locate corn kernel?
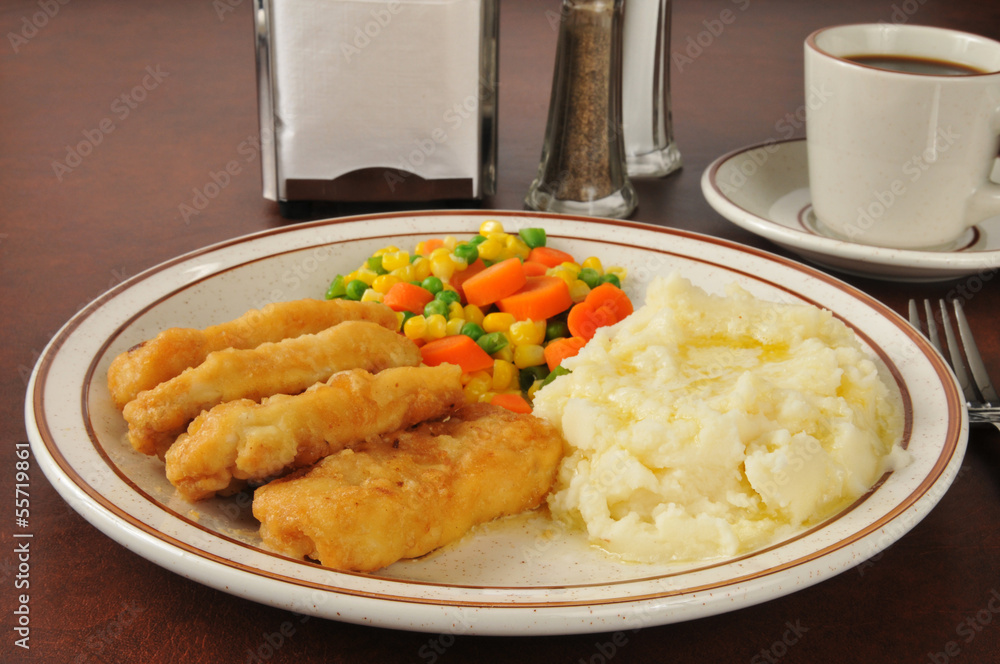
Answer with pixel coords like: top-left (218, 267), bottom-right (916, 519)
top-left (449, 255), bottom-right (469, 272)
top-left (492, 344), bottom-right (514, 363)
top-left (414, 241), bottom-right (429, 256)
top-left (581, 256), bottom-right (604, 274)
top-left (550, 267), bottom-right (575, 287)
top-left (360, 288), bottom-right (383, 303)
top-left (355, 267), bottom-right (379, 286)
top-left (479, 390), bottom-right (497, 403)
top-left (448, 302), bottom-right (465, 320)
top-left (514, 344), bottom-right (546, 369)
top-left (569, 279), bottom-right (591, 303)
top-left (483, 312), bottom-right (516, 333)
top-left (509, 319), bottom-right (547, 346)
top-left (559, 261), bottom-right (582, 276)
top-left (424, 314), bottom-right (448, 340)
top-left (371, 274), bottom-right (400, 294)
top-left (479, 219), bottom-right (504, 235)
top-left (393, 312), bottom-right (406, 332)
top-left (372, 244), bottom-right (399, 256)
top-left (390, 264), bottom-right (415, 282)
top-left (445, 318), bottom-right (465, 336)
top-left (464, 372), bottom-right (493, 401)
top-left (430, 247), bottom-right (451, 261)
top-left (492, 360), bottom-right (516, 391)
top-left (380, 250), bottom-right (410, 272)
top-left (606, 265), bottom-right (627, 282)
top-left (527, 380), bottom-right (543, 399)
top-left (430, 255), bottom-right (457, 280)
top-left (477, 238), bottom-right (503, 261)
top-left (463, 304), bottom-right (485, 326)
top-left (411, 257), bottom-right (432, 281)
top-left (443, 235), bottom-right (458, 251)
top-left (506, 236), bottom-right (531, 260)
top-left (403, 315), bottom-right (427, 340)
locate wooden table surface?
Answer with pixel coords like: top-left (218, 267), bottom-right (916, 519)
top-left (3, 0), bottom-right (1000, 662)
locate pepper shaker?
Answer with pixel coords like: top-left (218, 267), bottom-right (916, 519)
top-left (622, 0), bottom-right (682, 177)
top-left (525, 0), bottom-right (637, 219)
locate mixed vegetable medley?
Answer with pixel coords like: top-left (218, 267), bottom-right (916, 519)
top-left (324, 220), bottom-right (633, 412)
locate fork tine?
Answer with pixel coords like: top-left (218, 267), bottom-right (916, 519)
top-left (952, 298), bottom-right (1000, 404)
top-left (922, 299), bottom-right (943, 355)
top-left (938, 299), bottom-right (977, 403)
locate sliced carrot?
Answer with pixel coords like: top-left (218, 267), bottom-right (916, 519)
top-left (460, 257), bottom-right (527, 307)
top-left (496, 275), bottom-right (573, 321)
top-left (585, 282), bottom-right (633, 320)
top-left (423, 238), bottom-right (445, 254)
top-left (522, 260), bottom-right (550, 277)
top-left (543, 336), bottom-right (587, 371)
top-left (527, 246), bottom-right (575, 268)
top-left (566, 300), bottom-right (618, 340)
top-left (450, 258), bottom-right (487, 300)
top-left (382, 281), bottom-right (434, 314)
top-left (490, 392), bottom-right (533, 414)
top-left (420, 334), bottom-right (494, 373)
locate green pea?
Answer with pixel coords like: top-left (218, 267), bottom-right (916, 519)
top-left (460, 322), bottom-right (485, 342)
top-left (545, 319), bottom-right (569, 341)
top-left (345, 279), bottom-right (368, 301)
top-left (421, 276), bottom-right (444, 294)
top-left (423, 299), bottom-right (450, 318)
top-left (518, 227), bottom-right (547, 249)
top-left (519, 365), bottom-right (549, 391)
top-left (453, 242), bottom-right (479, 264)
top-left (577, 267), bottom-right (602, 289)
top-left (477, 331), bottom-right (508, 355)
top-left (469, 234), bottom-right (488, 247)
top-left (400, 310), bottom-right (417, 325)
top-left (600, 273), bottom-right (621, 288)
top-left (325, 275), bottom-right (347, 300)
top-left (435, 289), bottom-right (461, 305)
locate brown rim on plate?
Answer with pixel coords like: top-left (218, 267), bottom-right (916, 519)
top-left (29, 210), bottom-right (963, 608)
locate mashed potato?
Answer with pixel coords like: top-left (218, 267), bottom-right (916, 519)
top-left (532, 274), bottom-right (909, 564)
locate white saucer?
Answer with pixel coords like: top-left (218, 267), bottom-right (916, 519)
top-left (701, 138), bottom-right (1000, 282)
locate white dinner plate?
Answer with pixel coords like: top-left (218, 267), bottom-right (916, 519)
top-left (701, 138), bottom-right (1000, 282)
top-left (26, 210), bottom-right (967, 635)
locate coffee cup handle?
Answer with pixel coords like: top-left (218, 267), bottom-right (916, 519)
top-left (965, 111), bottom-right (1000, 225)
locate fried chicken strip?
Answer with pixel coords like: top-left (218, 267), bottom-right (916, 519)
top-left (251, 403), bottom-right (566, 573)
top-left (125, 320), bottom-right (420, 457)
top-left (107, 299), bottom-right (399, 409)
top-left (165, 364), bottom-right (465, 501)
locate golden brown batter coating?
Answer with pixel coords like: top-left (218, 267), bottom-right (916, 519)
top-left (165, 364), bottom-right (465, 501)
top-left (251, 403), bottom-right (566, 572)
top-left (124, 321), bottom-right (420, 457)
top-left (107, 299), bottom-right (399, 409)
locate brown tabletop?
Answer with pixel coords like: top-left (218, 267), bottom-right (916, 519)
top-left (3, 0), bottom-right (1000, 662)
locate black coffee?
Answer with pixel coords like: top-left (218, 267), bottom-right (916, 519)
top-left (845, 54), bottom-right (987, 75)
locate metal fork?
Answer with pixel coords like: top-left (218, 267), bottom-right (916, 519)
top-left (908, 298), bottom-right (1000, 430)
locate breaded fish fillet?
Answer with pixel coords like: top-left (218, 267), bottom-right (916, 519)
top-left (107, 299), bottom-right (399, 409)
top-left (252, 403), bottom-right (566, 572)
top-left (165, 364), bottom-right (465, 501)
top-left (125, 321), bottom-right (420, 457)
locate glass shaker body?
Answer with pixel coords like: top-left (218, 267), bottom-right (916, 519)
top-left (622, 0), bottom-right (682, 177)
top-left (525, 0), bottom-right (637, 219)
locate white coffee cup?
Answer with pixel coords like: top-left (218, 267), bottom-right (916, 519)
top-left (805, 24), bottom-right (1000, 250)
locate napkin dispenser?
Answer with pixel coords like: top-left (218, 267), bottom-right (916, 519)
top-left (253, 0), bottom-right (498, 205)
